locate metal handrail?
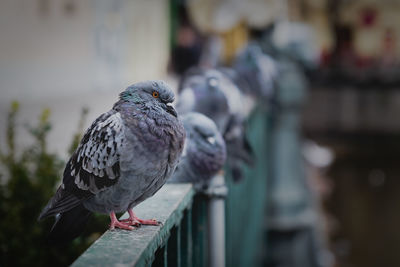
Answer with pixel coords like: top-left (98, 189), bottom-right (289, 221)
top-left (72, 184), bottom-right (195, 267)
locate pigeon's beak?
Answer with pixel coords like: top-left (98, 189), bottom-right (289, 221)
top-left (165, 103), bottom-right (177, 117)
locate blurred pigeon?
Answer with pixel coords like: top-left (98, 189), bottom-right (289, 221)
top-left (38, 81), bottom-right (185, 243)
top-left (177, 67), bottom-right (254, 182)
top-left (169, 112), bottom-right (226, 190)
top-left (232, 42), bottom-right (278, 99)
top-left (270, 22), bottom-right (319, 70)
top-left (177, 68), bottom-right (230, 131)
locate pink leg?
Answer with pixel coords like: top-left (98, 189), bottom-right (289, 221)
top-left (120, 209), bottom-right (160, 226)
top-left (109, 211), bottom-right (135, 230)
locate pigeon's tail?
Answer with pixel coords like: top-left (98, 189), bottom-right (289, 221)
top-left (223, 115), bottom-right (256, 167)
top-left (226, 134), bottom-right (256, 183)
top-left (242, 133), bottom-right (256, 166)
top-left (229, 133), bottom-right (256, 183)
top-left (47, 203), bottom-right (92, 245)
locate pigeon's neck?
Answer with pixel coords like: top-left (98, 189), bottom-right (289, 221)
top-left (113, 99), bottom-right (144, 110)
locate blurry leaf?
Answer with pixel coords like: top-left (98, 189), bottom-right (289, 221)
top-left (5, 101), bottom-right (20, 164)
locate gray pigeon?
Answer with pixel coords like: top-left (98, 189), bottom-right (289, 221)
top-left (38, 80), bottom-right (185, 243)
top-left (177, 68), bottom-right (230, 132)
top-left (177, 68), bottom-right (254, 182)
top-left (168, 112), bottom-right (226, 190)
top-left (232, 42), bottom-right (278, 99)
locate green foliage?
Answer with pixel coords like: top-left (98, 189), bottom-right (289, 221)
top-left (0, 103), bottom-right (108, 267)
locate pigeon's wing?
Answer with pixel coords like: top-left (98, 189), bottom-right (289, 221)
top-left (65, 111), bottom-right (124, 197)
top-left (38, 110), bottom-right (125, 220)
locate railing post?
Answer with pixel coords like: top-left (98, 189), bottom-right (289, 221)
top-left (265, 57), bottom-right (326, 266)
top-left (206, 173), bottom-right (228, 267)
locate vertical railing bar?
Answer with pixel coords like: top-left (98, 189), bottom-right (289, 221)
top-left (164, 243), bottom-right (168, 267)
top-left (152, 245), bottom-right (167, 267)
top-left (188, 208), bottom-right (193, 267)
top-left (181, 208), bottom-right (193, 267)
top-left (177, 224), bottom-right (181, 267)
top-left (192, 195), bottom-right (208, 267)
top-left (180, 210), bottom-right (188, 267)
top-left (167, 227), bottom-right (179, 267)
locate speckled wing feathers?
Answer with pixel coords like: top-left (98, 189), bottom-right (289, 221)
top-left (38, 110), bottom-right (125, 219)
top-left (68, 110), bottom-right (124, 197)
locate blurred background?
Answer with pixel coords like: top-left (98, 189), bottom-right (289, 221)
top-left (0, 0), bottom-right (400, 266)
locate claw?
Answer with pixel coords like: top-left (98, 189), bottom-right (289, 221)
top-left (120, 218), bottom-right (141, 227)
top-left (109, 221), bottom-right (134, 231)
top-left (127, 210), bottom-right (161, 226)
top-left (135, 218), bottom-right (160, 226)
top-left (109, 211), bottom-right (135, 230)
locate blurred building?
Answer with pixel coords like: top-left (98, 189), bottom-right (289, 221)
top-left (302, 0), bottom-right (400, 135)
top-left (299, 1), bottom-right (400, 267)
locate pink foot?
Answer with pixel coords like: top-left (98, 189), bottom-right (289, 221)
top-left (136, 218), bottom-right (160, 225)
top-left (120, 218), bottom-right (141, 226)
top-left (109, 211), bottom-right (135, 230)
top-left (123, 209), bottom-right (161, 226)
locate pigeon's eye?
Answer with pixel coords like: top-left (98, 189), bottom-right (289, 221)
top-left (152, 91), bottom-right (159, 98)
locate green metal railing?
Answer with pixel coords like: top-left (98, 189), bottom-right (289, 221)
top-left (72, 184), bottom-right (195, 267)
top-left (225, 106), bottom-right (271, 267)
top-left (72, 108), bottom-right (271, 267)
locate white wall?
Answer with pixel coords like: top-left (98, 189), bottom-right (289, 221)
top-left (0, 0), bottom-right (171, 158)
top-left (0, 0), bottom-right (170, 102)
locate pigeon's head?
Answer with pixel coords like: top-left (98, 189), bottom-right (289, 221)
top-left (179, 69), bottom-right (225, 99)
top-left (119, 80), bottom-right (177, 117)
top-left (183, 112), bottom-right (226, 175)
top-left (234, 43), bottom-right (277, 99)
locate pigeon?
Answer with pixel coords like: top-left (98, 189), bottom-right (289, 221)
top-left (232, 42), bottom-right (278, 99)
top-left (177, 67), bottom-right (254, 182)
top-left (177, 68), bottom-right (230, 132)
top-left (270, 21), bottom-right (319, 70)
top-left (38, 80), bottom-right (185, 243)
top-left (168, 112), bottom-right (226, 190)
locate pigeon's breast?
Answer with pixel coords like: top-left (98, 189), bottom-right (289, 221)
top-left (122, 117), bottom-right (175, 168)
top-left (123, 116), bottom-right (185, 203)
